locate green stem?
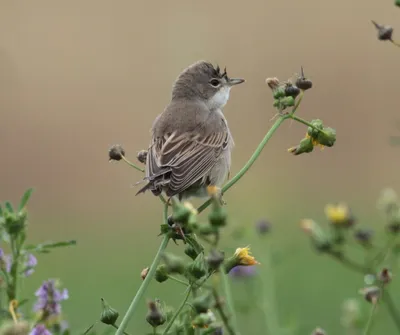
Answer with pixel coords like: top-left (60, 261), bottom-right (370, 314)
top-left (220, 269), bottom-right (239, 334)
top-left (115, 235), bottom-right (170, 335)
top-left (289, 115), bottom-right (329, 136)
top-left (111, 323), bottom-right (132, 335)
top-left (363, 301), bottom-right (379, 335)
top-left (7, 238), bottom-right (20, 302)
top-left (197, 91), bottom-right (305, 214)
top-left (167, 275), bottom-right (189, 286)
top-left (212, 287), bottom-right (236, 335)
top-left (162, 285), bottom-right (193, 335)
top-left (197, 116), bottom-right (286, 213)
top-left (384, 292), bottom-right (400, 333)
top-left (121, 155), bottom-right (145, 173)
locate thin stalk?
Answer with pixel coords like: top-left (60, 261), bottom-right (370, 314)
top-left (363, 301), bottom-right (379, 335)
top-left (111, 323), bottom-right (132, 335)
top-left (384, 292), bottom-right (400, 333)
top-left (167, 275), bottom-right (189, 286)
top-left (220, 270), bottom-right (239, 334)
top-left (121, 155), bottom-right (145, 173)
top-left (162, 285), bottom-right (193, 335)
top-left (289, 115), bottom-right (329, 136)
top-left (115, 235), bottom-right (169, 335)
top-left (212, 287), bottom-right (236, 335)
top-left (197, 92), bottom-right (305, 214)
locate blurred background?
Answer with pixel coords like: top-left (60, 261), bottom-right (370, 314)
top-left (1, 0), bottom-right (400, 334)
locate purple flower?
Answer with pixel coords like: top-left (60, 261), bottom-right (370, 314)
top-left (229, 265), bottom-right (257, 279)
top-left (34, 279), bottom-right (69, 317)
top-left (29, 324), bottom-right (52, 335)
top-left (255, 219), bottom-right (271, 235)
top-left (0, 248), bottom-right (12, 273)
top-left (24, 253), bottom-right (38, 276)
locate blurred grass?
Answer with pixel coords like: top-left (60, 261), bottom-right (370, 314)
top-left (16, 194), bottom-right (400, 335)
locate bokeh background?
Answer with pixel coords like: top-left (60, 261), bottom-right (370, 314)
top-left (1, 0), bottom-right (400, 334)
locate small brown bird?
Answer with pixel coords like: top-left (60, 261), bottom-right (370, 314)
top-left (136, 61), bottom-right (245, 202)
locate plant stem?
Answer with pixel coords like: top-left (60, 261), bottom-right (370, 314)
top-left (384, 292), bottom-right (400, 333)
top-left (115, 235), bottom-right (170, 335)
top-left (289, 115), bottom-right (329, 136)
top-left (212, 287), bottom-right (237, 335)
top-left (197, 116), bottom-right (286, 213)
top-left (363, 301), bottom-right (379, 335)
top-left (121, 155), bottom-right (145, 173)
top-left (197, 91), bottom-right (305, 214)
top-left (220, 269), bottom-right (239, 335)
top-left (111, 323), bottom-right (132, 335)
top-left (168, 275), bottom-right (189, 286)
top-left (7, 238), bottom-right (21, 302)
top-left (162, 285), bottom-right (193, 335)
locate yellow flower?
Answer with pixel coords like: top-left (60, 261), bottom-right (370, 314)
top-left (234, 246), bottom-right (259, 265)
top-left (183, 201), bottom-right (198, 215)
top-left (325, 203), bottom-right (353, 225)
top-left (306, 133), bottom-right (325, 150)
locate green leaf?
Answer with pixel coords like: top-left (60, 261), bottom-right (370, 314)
top-left (19, 188), bottom-right (33, 211)
top-left (25, 240), bottom-right (77, 252)
top-left (5, 202), bottom-right (14, 213)
top-left (0, 205), bottom-right (3, 217)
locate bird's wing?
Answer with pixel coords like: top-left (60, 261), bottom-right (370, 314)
top-left (146, 129), bottom-right (229, 196)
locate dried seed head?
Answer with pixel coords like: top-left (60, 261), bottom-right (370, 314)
top-left (284, 83), bottom-right (301, 98)
top-left (141, 267), bottom-right (149, 280)
top-left (108, 144), bottom-right (125, 161)
top-left (137, 150), bottom-right (147, 164)
top-left (372, 20), bottom-right (393, 41)
top-left (378, 268), bottom-right (392, 284)
top-left (296, 67), bottom-right (313, 90)
top-left (359, 286), bottom-right (380, 304)
top-left (266, 77), bottom-right (280, 90)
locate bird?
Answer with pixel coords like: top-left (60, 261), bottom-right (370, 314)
top-left (136, 60), bottom-right (245, 203)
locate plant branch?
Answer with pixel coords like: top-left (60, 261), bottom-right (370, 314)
top-left (121, 155), bottom-right (145, 173)
top-left (111, 323), bottom-right (132, 335)
top-left (220, 269), bottom-right (239, 335)
top-left (363, 300), bottom-right (379, 335)
top-left (384, 291), bottom-right (400, 333)
top-left (289, 115), bottom-right (329, 136)
top-left (212, 287), bottom-right (237, 335)
top-left (115, 234), bottom-right (170, 335)
top-left (162, 285), bottom-right (193, 335)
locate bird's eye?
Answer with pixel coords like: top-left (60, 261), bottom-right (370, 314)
top-left (210, 79), bottom-right (220, 87)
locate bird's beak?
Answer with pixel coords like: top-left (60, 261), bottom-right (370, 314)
top-left (228, 78), bottom-right (245, 86)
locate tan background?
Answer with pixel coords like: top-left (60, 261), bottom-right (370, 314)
top-left (1, 0), bottom-right (400, 333)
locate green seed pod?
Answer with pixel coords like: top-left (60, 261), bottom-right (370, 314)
top-left (162, 252), bottom-right (185, 274)
top-left (187, 253), bottom-right (207, 279)
top-left (146, 300), bottom-right (166, 328)
top-left (288, 137), bottom-right (314, 156)
top-left (317, 127), bottom-right (336, 147)
top-left (206, 250), bottom-right (225, 270)
top-left (184, 245), bottom-right (198, 260)
top-left (307, 119), bottom-right (324, 138)
top-left (100, 298), bottom-right (119, 325)
top-left (208, 207), bottom-right (227, 227)
top-left (155, 264), bottom-right (169, 283)
top-left (272, 86), bottom-right (286, 99)
top-left (198, 222), bottom-right (215, 236)
top-left (280, 96), bottom-right (295, 108)
top-left (192, 293), bottom-right (214, 314)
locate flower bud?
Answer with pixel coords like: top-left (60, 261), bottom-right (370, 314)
top-left (371, 20), bottom-right (393, 41)
top-left (206, 250), bottom-right (225, 270)
top-left (192, 292), bottom-right (214, 314)
top-left (354, 229), bottom-right (373, 246)
top-left (108, 144), bottom-right (125, 161)
top-left (284, 83), bottom-right (300, 98)
top-left (208, 207), bottom-right (227, 227)
top-left (396, 0), bottom-right (400, 7)
top-left (272, 87), bottom-right (286, 99)
top-left (316, 127), bottom-right (336, 147)
top-left (255, 219), bottom-right (271, 235)
top-left (155, 264), bottom-right (169, 283)
top-left (325, 203), bottom-right (355, 228)
top-left (100, 298), bottom-right (119, 325)
top-left (4, 210), bottom-right (27, 237)
top-left (141, 267), bottom-right (149, 280)
top-left (192, 311), bottom-right (216, 328)
top-left (198, 222), bottom-right (216, 236)
top-left (187, 253), bottom-right (208, 279)
top-left (146, 300), bottom-right (166, 328)
top-left (136, 150), bottom-right (147, 164)
top-left (307, 119), bottom-right (324, 138)
top-left (184, 245), bottom-right (198, 260)
top-left (296, 67), bottom-right (313, 91)
top-left (300, 219), bottom-right (332, 252)
top-left (288, 137), bottom-right (314, 156)
top-left (377, 188), bottom-right (399, 214)
top-left (378, 268), bottom-right (392, 284)
top-left (162, 253), bottom-right (185, 275)
top-left (224, 247), bottom-right (259, 273)
top-left (359, 286), bottom-right (380, 304)
top-left (266, 77), bottom-right (280, 91)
